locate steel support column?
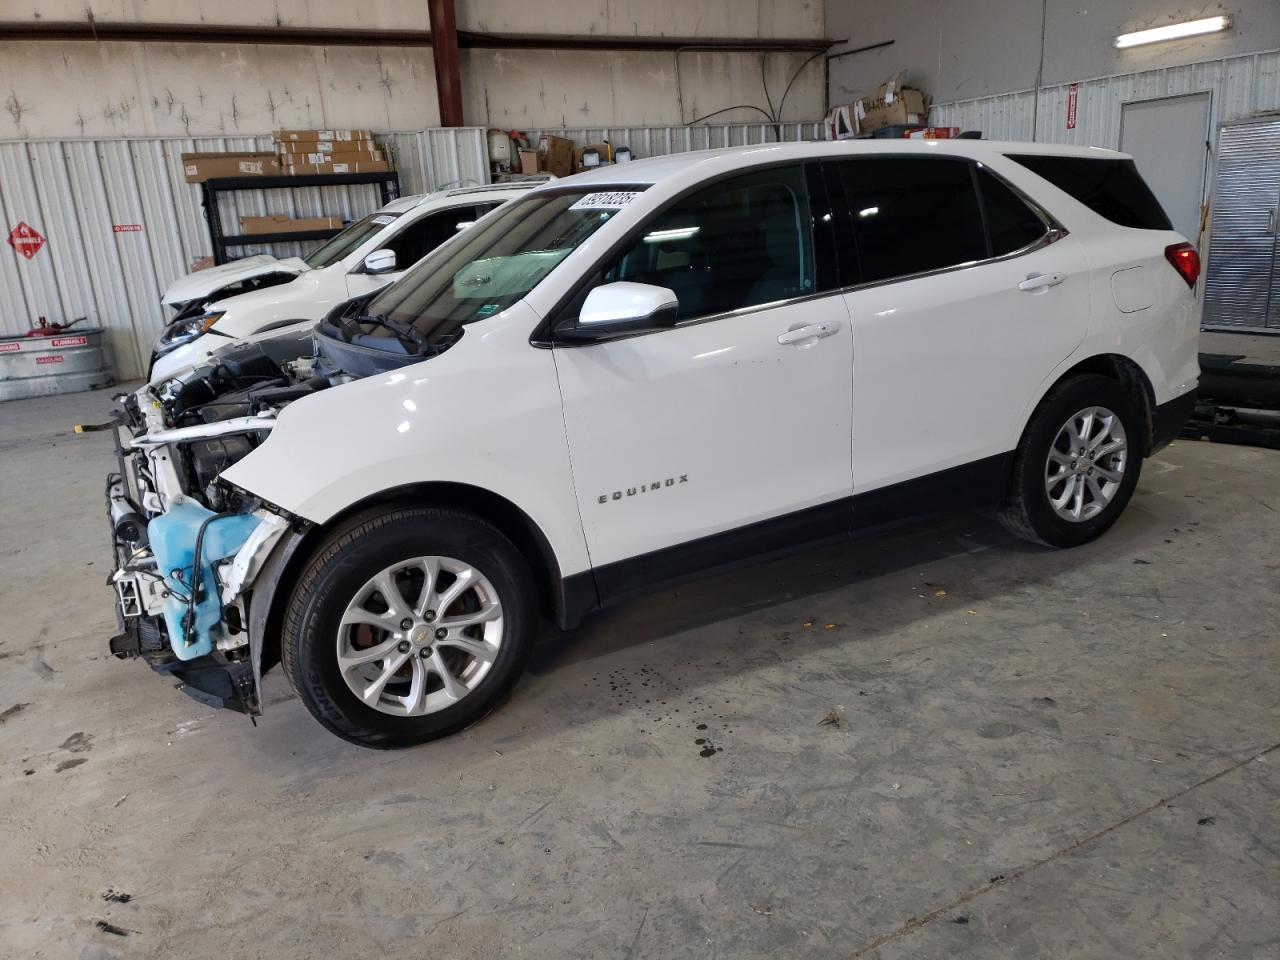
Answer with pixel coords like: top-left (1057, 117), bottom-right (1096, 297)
top-left (427, 0), bottom-right (465, 127)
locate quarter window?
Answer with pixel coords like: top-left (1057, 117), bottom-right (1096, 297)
top-left (604, 166), bottom-right (815, 322)
top-left (1006, 155), bottom-right (1172, 231)
top-left (835, 158), bottom-right (987, 284)
top-left (976, 168), bottom-right (1049, 256)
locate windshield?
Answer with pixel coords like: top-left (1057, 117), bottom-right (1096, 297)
top-left (360, 187), bottom-right (647, 345)
top-left (302, 212), bottom-right (401, 268)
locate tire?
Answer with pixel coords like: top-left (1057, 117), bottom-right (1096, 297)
top-left (1000, 374), bottom-right (1144, 548)
top-left (280, 506), bottom-right (538, 748)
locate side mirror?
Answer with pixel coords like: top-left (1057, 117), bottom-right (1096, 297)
top-left (454, 221), bottom-right (474, 232)
top-left (362, 249), bottom-right (397, 274)
top-left (556, 281), bottom-right (679, 343)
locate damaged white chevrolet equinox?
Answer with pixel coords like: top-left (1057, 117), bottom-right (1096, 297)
top-left (107, 140), bottom-right (1200, 747)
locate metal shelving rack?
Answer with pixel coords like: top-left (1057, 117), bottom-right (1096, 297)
top-left (200, 171), bottom-right (402, 264)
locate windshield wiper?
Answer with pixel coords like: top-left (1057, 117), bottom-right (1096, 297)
top-left (357, 313), bottom-right (425, 346)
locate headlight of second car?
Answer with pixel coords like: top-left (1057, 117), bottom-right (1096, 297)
top-left (154, 311), bottom-right (225, 356)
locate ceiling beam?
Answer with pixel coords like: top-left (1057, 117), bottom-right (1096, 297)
top-left (458, 32), bottom-right (835, 52)
top-left (0, 20), bottom-right (835, 53)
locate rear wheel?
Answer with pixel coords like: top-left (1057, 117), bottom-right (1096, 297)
top-left (1000, 375), bottom-right (1144, 548)
top-left (281, 506), bottom-right (538, 748)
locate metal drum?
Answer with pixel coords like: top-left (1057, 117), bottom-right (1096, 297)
top-left (0, 328), bottom-right (114, 401)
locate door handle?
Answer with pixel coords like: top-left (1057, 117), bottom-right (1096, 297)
top-left (1018, 272), bottom-right (1067, 292)
top-left (778, 320), bottom-right (840, 345)
top-left (1266, 206), bottom-right (1277, 236)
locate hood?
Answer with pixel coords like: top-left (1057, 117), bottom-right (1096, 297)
top-left (203, 267), bottom-right (342, 338)
top-left (162, 256), bottom-right (310, 307)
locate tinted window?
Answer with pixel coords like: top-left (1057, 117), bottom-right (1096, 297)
top-left (302, 213), bottom-right (399, 268)
top-left (1007, 155), bottom-right (1172, 230)
top-left (836, 158), bottom-right (986, 284)
top-left (604, 165), bottom-right (815, 321)
top-left (381, 207), bottom-right (479, 268)
top-left (364, 188), bottom-right (641, 345)
top-left (977, 168), bottom-right (1049, 255)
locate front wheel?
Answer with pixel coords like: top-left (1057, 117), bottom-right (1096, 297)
top-left (1000, 374), bottom-right (1144, 548)
top-left (280, 506), bottom-right (538, 748)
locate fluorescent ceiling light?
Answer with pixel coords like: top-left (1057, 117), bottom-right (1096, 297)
top-left (1115, 16), bottom-right (1229, 49)
top-left (644, 226), bottom-right (700, 243)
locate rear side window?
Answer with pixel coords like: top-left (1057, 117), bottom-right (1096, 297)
top-left (1007, 155), bottom-right (1172, 230)
top-left (835, 158), bottom-right (987, 283)
top-left (976, 169), bottom-right (1049, 256)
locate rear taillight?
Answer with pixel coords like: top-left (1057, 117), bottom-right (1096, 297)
top-left (1164, 242), bottom-right (1200, 289)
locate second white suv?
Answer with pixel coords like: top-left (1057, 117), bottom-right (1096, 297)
top-left (107, 139), bottom-right (1199, 748)
top-left (149, 181), bottom-right (543, 381)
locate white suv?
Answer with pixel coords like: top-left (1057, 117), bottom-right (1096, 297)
top-left (149, 181), bottom-right (543, 382)
top-left (107, 140), bottom-right (1200, 748)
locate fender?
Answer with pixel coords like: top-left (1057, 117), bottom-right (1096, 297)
top-left (246, 526), bottom-right (310, 711)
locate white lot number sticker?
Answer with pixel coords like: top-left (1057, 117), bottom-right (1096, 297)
top-left (372, 215), bottom-right (397, 225)
top-left (570, 191), bottom-right (643, 211)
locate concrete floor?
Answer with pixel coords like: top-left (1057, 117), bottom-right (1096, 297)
top-left (1, 385), bottom-right (1277, 960)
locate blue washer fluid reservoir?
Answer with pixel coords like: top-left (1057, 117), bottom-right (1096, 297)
top-left (148, 501), bottom-right (263, 661)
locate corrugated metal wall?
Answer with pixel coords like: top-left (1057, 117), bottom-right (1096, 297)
top-left (0, 128), bottom-right (488, 381)
top-left (0, 121), bottom-right (820, 381)
top-left (931, 48), bottom-right (1280, 148)
top-left (525, 122), bottom-right (823, 157)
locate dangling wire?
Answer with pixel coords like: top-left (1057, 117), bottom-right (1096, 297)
top-left (680, 48), bottom-right (826, 143)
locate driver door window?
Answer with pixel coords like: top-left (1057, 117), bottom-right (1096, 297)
top-left (380, 208), bottom-right (479, 271)
top-left (602, 166), bottom-right (816, 322)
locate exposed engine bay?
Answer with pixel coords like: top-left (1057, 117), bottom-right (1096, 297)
top-left (106, 297), bottom-right (457, 713)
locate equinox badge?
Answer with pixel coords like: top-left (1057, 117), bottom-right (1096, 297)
top-left (598, 475), bottom-right (688, 504)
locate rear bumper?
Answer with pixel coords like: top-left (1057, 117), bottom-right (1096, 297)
top-left (1152, 388), bottom-right (1197, 452)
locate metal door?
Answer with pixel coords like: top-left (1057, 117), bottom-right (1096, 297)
top-left (1202, 118), bottom-right (1280, 331)
top-left (1120, 93), bottom-right (1211, 245)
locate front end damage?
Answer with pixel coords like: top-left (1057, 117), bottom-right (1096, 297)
top-left (106, 385), bottom-right (297, 714)
top-left (106, 299), bottom-right (449, 714)
top-left (108, 300), bottom-right (455, 716)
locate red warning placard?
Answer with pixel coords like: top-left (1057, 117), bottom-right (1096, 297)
top-left (7, 221), bottom-right (46, 259)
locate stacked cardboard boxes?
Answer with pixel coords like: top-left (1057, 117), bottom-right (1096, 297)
top-left (273, 129), bottom-right (391, 175)
top-left (825, 72), bottom-right (931, 139)
top-left (519, 134), bottom-right (576, 177)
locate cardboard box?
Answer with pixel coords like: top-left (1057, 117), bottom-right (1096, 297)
top-left (283, 159), bottom-right (392, 176)
top-left (181, 152), bottom-right (281, 183)
top-left (518, 149), bottom-right (540, 176)
top-left (239, 215), bottom-right (344, 235)
top-left (274, 128), bottom-right (373, 142)
top-left (537, 135), bottom-right (575, 178)
top-left (276, 139), bottom-right (380, 155)
top-left (853, 72), bottom-right (929, 134)
top-left (285, 149), bottom-right (385, 166)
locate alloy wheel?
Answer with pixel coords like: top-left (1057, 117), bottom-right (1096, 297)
top-left (1044, 405), bottom-right (1129, 523)
top-left (336, 556), bottom-right (504, 717)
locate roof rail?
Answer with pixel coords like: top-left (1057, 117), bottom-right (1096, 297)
top-left (442, 176), bottom-right (553, 198)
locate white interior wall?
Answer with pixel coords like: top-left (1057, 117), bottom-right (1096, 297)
top-left (0, 0), bottom-right (826, 140)
top-left (2, 42), bottom-right (442, 138)
top-left (826, 0), bottom-right (1280, 105)
top-left (463, 49), bottom-right (824, 129)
